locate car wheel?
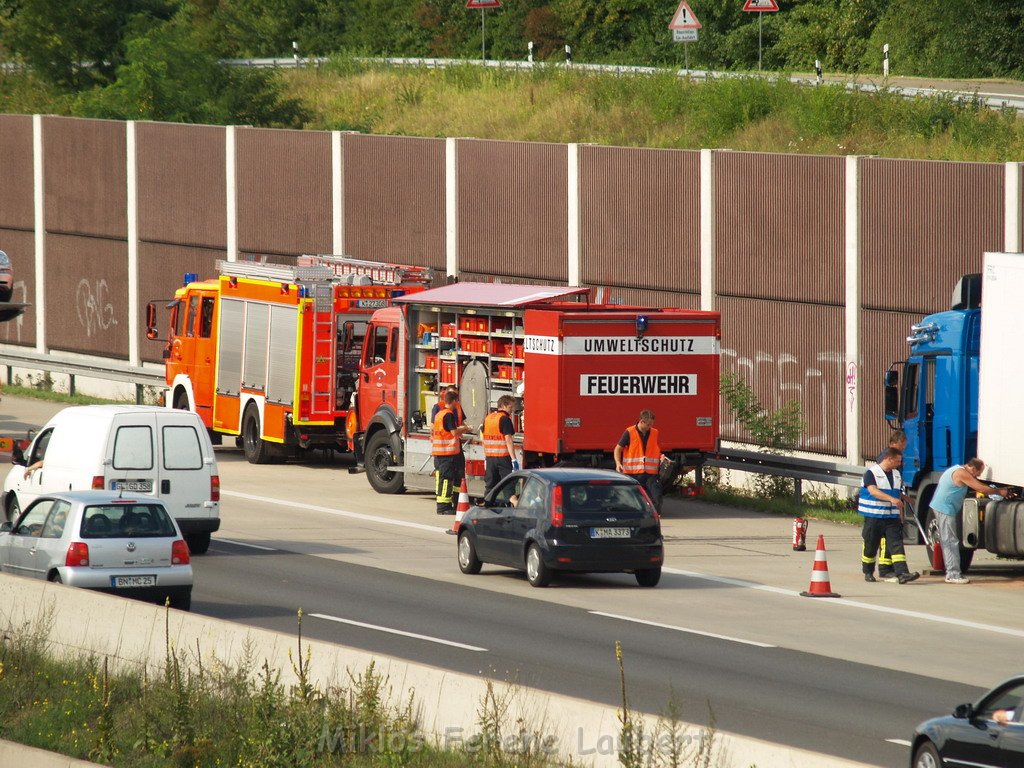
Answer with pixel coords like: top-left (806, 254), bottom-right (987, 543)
top-left (186, 532), bottom-right (211, 555)
top-left (458, 532), bottom-right (482, 574)
top-left (5, 495), bottom-right (20, 523)
top-left (525, 543), bottom-right (550, 588)
top-left (925, 507), bottom-right (975, 574)
top-left (48, 571), bottom-right (62, 584)
top-left (365, 431), bottom-right (405, 494)
top-left (912, 740), bottom-right (942, 768)
top-left (169, 590), bottom-right (192, 612)
top-left (635, 567), bottom-right (662, 587)
top-left (242, 405), bottom-right (271, 465)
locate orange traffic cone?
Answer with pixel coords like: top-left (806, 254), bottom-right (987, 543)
top-left (800, 534), bottom-right (841, 598)
top-left (447, 479), bottom-right (472, 536)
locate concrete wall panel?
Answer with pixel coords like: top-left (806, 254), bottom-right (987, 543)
top-left (0, 114), bottom-right (34, 230)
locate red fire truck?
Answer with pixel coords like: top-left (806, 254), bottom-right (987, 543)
top-left (147, 255), bottom-right (433, 463)
top-left (347, 282), bottom-right (721, 495)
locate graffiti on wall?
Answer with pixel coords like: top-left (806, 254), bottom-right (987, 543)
top-left (76, 279), bottom-right (118, 337)
top-left (721, 348), bottom-right (845, 450)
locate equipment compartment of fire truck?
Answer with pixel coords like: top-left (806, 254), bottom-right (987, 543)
top-left (147, 255), bottom-right (432, 464)
top-left (348, 282), bottom-right (721, 496)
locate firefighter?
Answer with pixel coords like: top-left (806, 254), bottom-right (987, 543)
top-left (875, 429), bottom-right (907, 581)
top-left (614, 409), bottom-right (668, 512)
top-left (430, 385), bottom-right (465, 426)
top-left (859, 447), bottom-right (919, 584)
top-left (482, 395), bottom-right (519, 495)
top-left (432, 389), bottom-right (470, 515)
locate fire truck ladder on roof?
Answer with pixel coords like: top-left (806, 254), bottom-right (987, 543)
top-left (217, 259), bottom-right (334, 284)
top-left (303, 254), bottom-right (435, 286)
top-left (309, 282), bottom-right (336, 419)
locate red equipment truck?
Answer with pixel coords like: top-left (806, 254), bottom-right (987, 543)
top-left (346, 282), bottom-right (722, 495)
top-left (147, 255), bottom-right (432, 463)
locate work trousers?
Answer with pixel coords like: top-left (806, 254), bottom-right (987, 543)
top-left (434, 453), bottom-right (465, 514)
top-left (484, 456), bottom-right (513, 497)
top-left (935, 511), bottom-right (963, 579)
top-left (861, 517), bottom-right (909, 576)
top-left (631, 473), bottom-right (663, 513)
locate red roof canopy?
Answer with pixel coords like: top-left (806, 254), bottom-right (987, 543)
top-left (394, 282), bottom-right (589, 309)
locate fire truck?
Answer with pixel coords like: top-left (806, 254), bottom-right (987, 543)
top-left (147, 255), bottom-right (433, 463)
top-left (346, 282), bottom-right (722, 495)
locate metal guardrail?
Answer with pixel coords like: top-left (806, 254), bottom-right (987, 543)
top-left (702, 447), bottom-right (866, 504)
top-left (0, 346), bottom-right (165, 403)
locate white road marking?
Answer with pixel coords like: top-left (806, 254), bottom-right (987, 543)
top-left (222, 490), bottom-right (447, 534)
top-left (309, 613), bottom-right (487, 652)
top-left (663, 567), bottom-right (1024, 639)
top-left (886, 738), bottom-right (912, 747)
top-left (590, 611), bottom-right (776, 648)
top-left (214, 537), bottom-right (277, 551)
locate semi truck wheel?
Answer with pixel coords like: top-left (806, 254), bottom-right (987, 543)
top-left (242, 405), bottom-right (272, 464)
top-left (365, 431), bottom-right (405, 494)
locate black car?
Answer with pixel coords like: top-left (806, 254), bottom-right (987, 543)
top-left (455, 468), bottom-right (664, 588)
top-left (910, 675), bottom-right (1024, 768)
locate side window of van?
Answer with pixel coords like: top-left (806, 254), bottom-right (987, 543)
top-left (163, 426), bottom-right (203, 470)
top-left (199, 297), bottom-right (215, 338)
top-left (113, 426), bottom-right (154, 470)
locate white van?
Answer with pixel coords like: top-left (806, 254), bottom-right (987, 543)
top-left (2, 405), bottom-right (220, 554)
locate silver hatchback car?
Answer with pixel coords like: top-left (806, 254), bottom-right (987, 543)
top-left (0, 491), bottom-right (193, 610)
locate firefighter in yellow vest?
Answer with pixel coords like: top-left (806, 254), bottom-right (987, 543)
top-left (482, 395), bottom-right (519, 496)
top-left (432, 389), bottom-right (470, 514)
top-left (614, 409), bottom-right (668, 512)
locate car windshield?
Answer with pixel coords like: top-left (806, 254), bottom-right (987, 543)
top-left (79, 503), bottom-right (177, 539)
top-left (562, 482), bottom-right (649, 519)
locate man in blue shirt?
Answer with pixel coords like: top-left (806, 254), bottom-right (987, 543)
top-left (859, 448), bottom-right (919, 584)
top-left (929, 458), bottom-right (1010, 584)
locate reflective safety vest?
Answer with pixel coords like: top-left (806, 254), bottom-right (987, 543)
top-left (622, 425), bottom-right (660, 475)
top-left (432, 408), bottom-right (460, 456)
top-left (482, 411), bottom-right (511, 457)
top-left (858, 465), bottom-right (902, 518)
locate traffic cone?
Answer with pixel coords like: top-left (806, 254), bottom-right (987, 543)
top-left (929, 538), bottom-right (945, 575)
top-left (800, 534), bottom-right (841, 598)
top-left (447, 479), bottom-right (471, 536)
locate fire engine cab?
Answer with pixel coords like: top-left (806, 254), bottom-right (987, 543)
top-left (147, 255), bottom-right (432, 463)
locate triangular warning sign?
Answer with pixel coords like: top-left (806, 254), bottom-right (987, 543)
top-left (466, 0), bottom-right (500, 7)
top-left (742, 0), bottom-right (779, 10)
top-left (669, 0), bottom-right (702, 30)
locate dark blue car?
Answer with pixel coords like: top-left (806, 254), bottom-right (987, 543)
top-left (455, 467), bottom-right (664, 588)
top-left (910, 675), bottom-right (1024, 768)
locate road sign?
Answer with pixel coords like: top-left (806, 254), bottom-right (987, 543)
top-left (669, 0), bottom-right (702, 30)
top-left (673, 29), bottom-right (699, 42)
top-left (743, 0), bottom-right (779, 10)
top-left (466, 0), bottom-right (500, 8)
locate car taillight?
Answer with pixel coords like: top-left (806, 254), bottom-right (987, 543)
top-left (551, 486), bottom-right (564, 527)
top-left (91, 476), bottom-right (105, 490)
top-left (65, 542), bottom-right (89, 567)
top-left (172, 540), bottom-right (191, 565)
top-left (211, 475), bottom-right (220, 502)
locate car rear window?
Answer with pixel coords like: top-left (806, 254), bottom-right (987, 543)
top-left (112, 426), bottom-right (153, 470)
top-left (80, 504), bottom-right (177, 539)
top-left (562, 482), bottom-right (650, 518)
top-left (162, 425), bottom-right (203, 470)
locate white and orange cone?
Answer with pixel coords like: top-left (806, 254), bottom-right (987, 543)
top-left (800, 534), bottom-right (841, 598)
top-left (447, 479), bottom-right (472, 536)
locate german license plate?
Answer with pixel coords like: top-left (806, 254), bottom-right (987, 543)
top-left (111, 480), bottom-right (152, 493)
top-left (590, 527), bottom-right (630, 539)
top-left (112, 575), bottom-right (156, 588)
top-left (356, 299), bottom-right (387, 309)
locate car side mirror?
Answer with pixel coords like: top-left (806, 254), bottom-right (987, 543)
top-left (145, 302), bottom-right (160, 341)
top-left (884, 369), bottom-right (900, 422)
top-left (953, 703), bottom-right (973, 719)
top-left (0, 521), bottom-right (11, 533)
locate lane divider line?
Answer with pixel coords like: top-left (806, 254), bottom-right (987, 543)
top-left (885, 739), bottom-right (911, 747)
top-left (213, 537), bottom-right (277, 551)
top-left (662, 567), bottom-right (1024, 639)
top-left (222, 490), bottom-right (447, 534)
top-left (590, 610), bottom-right (776, 648)
top-left (310, 613), bottom-right (487, 652)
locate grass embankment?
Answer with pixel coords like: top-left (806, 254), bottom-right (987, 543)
top-left (288, 59), bottom-right (1024, 161)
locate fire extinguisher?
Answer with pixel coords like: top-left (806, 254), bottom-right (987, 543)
top-left (792, 517), bottom-right (808, 551)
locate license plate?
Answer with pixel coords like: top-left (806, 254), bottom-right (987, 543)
top-left (356, 299), bottom-right (387, 309)
top-left (112, 575), bottom-right (156, 588)
top-left (111, 480), bottom-right (152, 492)
top-left (590, 527), bottom-right (631, 539)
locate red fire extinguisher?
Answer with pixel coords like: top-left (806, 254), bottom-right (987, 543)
top-left (792, 517), bottom-right (808, 551)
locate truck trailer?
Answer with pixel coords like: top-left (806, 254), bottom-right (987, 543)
top-left (347, 282), bottom-right (722, 495)
top-left (885, 251), bottom-right (1024, 569)
top-left (147, 255), bottom-right (432, 463)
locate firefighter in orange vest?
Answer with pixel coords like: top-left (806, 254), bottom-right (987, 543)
top-left (482, 395), bottom-right (519, 495)
top-left (613, 409), bottom-right (668, 512)
top-left (433, 389), bottom-right (470, 514)
top-left (430, 385), bottom-right (465, 426)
